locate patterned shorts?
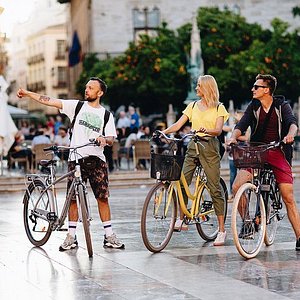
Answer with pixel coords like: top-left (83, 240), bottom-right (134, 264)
top-left (67, 156), bottom-right (109, 201)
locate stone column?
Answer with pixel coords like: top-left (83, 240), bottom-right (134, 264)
top-left (166, 104), bottom-right (176, 128)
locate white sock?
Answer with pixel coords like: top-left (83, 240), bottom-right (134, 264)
top-left (103, 221), bottom-right (113, 237)
top-left (68, 221), bottom-right (77, 237)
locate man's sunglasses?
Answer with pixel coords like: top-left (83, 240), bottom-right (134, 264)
top-left (253, 85), bottom-right (268, 90)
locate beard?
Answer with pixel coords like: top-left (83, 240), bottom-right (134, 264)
top-left (85, 96), bottom-right (97, 102)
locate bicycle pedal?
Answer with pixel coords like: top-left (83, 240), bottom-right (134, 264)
top-left (273, 203), bottom-right (283, 210)
top-left (47, 212), bottom-right (57, 221)
top-left (277, 214), bottom-right (285, 221)
top-left (57, 228), bottom-right (68, 231)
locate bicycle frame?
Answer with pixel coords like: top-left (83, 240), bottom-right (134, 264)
top-left (156, 166), bottom-right (209, 221)
top-left (175, 170), bottom-right (206, 218)
top-left (25, 147), bottom-right (89, 231)
top-left (152, 131), bottom-right (215, 221)
top-left (25, 169), bottom-right (81, 229)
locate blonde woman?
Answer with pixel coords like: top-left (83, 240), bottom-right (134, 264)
top-left (163, 75), bottom-right (229, 246)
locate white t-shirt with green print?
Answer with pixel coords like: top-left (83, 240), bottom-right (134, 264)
top-left (60, 100), bottom-right (117, 162)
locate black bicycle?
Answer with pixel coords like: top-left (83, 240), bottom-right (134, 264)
top-left (231, 141), bottom-right (284, 259)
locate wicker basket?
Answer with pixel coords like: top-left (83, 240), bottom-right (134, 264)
top-left (150, 153), bottom-right (184, 181)
top-left (231, 143), bottom-right (268, 169)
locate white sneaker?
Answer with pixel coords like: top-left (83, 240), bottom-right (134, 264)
top-left (174, 219), bottom-right (188, 232)
top-left (59, 233), bottom-right (78, 251)
top-left (103, 233), bottom-right (125, 249)
top-left (213, 231), bottom-right (226, 246)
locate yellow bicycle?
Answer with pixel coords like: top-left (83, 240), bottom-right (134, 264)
top-left (141, 131), bottom-right (228, 253)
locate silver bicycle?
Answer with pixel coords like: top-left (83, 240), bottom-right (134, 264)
top-left (22, 139), bottom-right (99, 257)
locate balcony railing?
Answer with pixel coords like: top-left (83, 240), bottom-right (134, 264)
top-left (27, 54), bottom-right (45, 65)
top-left (53, 81), bottom-right (67, 89)
top-left (55, 53), bottom-right (66, 60)
top-left (27, 81), bottom-right (46, 92)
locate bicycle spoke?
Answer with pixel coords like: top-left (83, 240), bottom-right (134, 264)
top-left (196, 178), bottom-right (228, 241)
top-left (141, 182), bottom-right (176, 252)
top-left (231, 183), bottom-right (266, 259)
top-left (264, 180), bottom-right (281, 246)
top-left (23, 180), bottom-right (52, 246)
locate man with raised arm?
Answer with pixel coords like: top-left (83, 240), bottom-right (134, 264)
top-left (17, 77), bottom-right (125, 250)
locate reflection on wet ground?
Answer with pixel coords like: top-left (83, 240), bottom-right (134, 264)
top-left (1, 180), bottom-right (300, 299)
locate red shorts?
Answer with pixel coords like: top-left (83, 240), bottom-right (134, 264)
top-left (265, 149), bottom-right (293, 184)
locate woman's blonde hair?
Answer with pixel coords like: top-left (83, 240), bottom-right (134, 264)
top-left (197, 75), bottom-right (219, 108)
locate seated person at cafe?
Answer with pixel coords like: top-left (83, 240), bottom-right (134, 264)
top-left (31, 127), bottom-right (51, 152)
top-left (24, 127), bottom-right (36, 140)
top-left (54, 126), bottom-right (70, 161)
top-left (7, 131), bottom-right (32, 170)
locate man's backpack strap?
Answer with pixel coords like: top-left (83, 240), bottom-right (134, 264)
top-left (69, 101), bottom-right (84, 140)
top-left (102, 109), bottom-right (111, 136)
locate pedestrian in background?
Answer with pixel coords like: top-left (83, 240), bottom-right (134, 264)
top-left (128, 105), bottom-right (140, 131)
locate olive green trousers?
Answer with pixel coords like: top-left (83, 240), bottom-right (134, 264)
top-left (180, 138), bottom-right (225, 216)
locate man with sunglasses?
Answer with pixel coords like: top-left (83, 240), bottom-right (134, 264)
top-left (227, 74), bottom-right (300, 251)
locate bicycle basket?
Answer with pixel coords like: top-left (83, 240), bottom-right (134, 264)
top-left (150, 153), bottom-right (184, 181)
top-left (231, 143), bottom-right (268, 169)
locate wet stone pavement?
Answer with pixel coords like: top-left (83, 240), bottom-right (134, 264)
top-left (1, 176), bottom-right (300, 299)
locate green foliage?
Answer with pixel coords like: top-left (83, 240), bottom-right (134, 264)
top-left (77, 26), bottom-right (189, 114)
top-left (220, 18), bottom-right (300, 106)
top-left (78, 6), bottom-right (300, 114)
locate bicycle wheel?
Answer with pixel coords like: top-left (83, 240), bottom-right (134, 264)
top-left (78, 184), bottom-right (93, 257)
top-left (141, 182), bottom-right (177, 253)
top-left (23, 179), bottom-right (52, 246)
top-left (231, 183), bottom-right (266, 259)
top-left (196, 178), bottom-right (228, 241)
top-left (264, 182), bottom-right (280, 246)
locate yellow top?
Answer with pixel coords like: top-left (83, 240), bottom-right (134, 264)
top-left (183, 101), bottom-right (229, 136)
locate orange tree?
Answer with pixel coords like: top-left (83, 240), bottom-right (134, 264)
top-left (77, 25), bottom-right (189, 115)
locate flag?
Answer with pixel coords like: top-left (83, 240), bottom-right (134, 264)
top-left (68, 31), bottom-right (82, 67)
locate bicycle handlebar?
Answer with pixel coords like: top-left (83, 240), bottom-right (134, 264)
top-left (152, 130), bottom-right (209, 143)
top-left (229, 140), bottom-right (285, 152)
top-left (43, 138), bottom-right (100, 153)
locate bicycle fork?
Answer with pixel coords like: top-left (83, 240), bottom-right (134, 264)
top-left (74, 165), bottom-right (92, 222)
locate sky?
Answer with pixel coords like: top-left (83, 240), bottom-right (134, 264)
top-left (0, 0), bottom-right (36, 36)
